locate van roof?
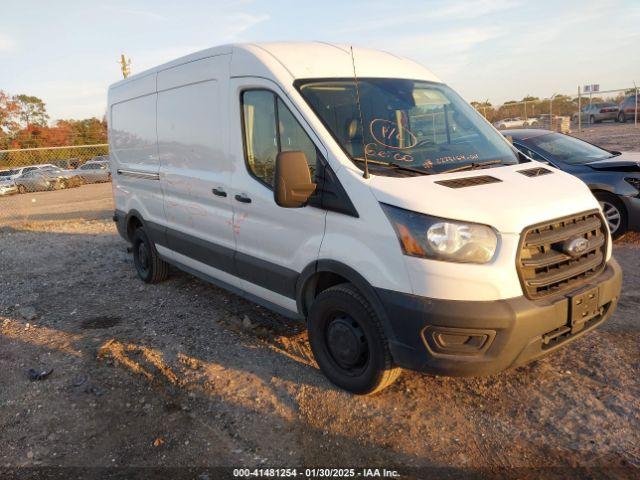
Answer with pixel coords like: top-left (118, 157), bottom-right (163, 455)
top-left (109, 42), bottom-right (441, 92)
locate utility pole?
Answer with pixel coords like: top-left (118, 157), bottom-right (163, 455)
top-left (634, 80), bottom-right (638, 128)
top-left (120, 54), bottom-right (131, 79)
top-left (550, 93), bottom-right (557, 131)
top-left (578, 85), bottom-right (582, 133)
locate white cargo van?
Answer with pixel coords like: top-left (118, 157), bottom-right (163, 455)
top-left (109, 42), bottom-right (622, 394)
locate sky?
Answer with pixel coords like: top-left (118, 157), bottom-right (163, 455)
top-left (1, 0), bottom-right (639, 121)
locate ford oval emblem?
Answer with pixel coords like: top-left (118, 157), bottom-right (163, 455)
top-left (564, 236), bottom-right (589, 257)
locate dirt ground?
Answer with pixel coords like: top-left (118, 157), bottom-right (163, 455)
top-left (572, 123), bottom-right (640, 151)
top-left (1, 126), bottom-right (639, 477)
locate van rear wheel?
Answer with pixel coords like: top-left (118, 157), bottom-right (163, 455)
top-left (132, 227), bottom-right (169, 283)
top-left (308, 284), bottom-right (400, 395)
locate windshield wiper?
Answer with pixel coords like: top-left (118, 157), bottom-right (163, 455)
top-left (352, 157), bottom-right (431, 175)
top-left (441, 159), bottom-right (505, 174)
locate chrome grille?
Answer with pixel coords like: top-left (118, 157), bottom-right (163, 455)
top-left (517, 211), bottom-right (608, 299)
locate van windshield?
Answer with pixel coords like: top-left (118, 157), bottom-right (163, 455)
top-left (297, 78), bottom-right (518, 175)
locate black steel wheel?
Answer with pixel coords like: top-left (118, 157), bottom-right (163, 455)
top-left (132, 227), bottom-right (169, 283)
top-left (308, 284), bottom-right (400, 394)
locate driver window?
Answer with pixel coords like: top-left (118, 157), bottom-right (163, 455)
top-left (242, 90), bottom-right (319, 187)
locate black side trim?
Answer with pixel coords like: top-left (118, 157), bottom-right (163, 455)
top-left (162, 255), bottom-right (303, 321)
top-left (163, 226), bottom-right (236, 276)
top-left (151, 224), bottom-right (299, 300)
top-left (236, 251), bottom-right (299, 299)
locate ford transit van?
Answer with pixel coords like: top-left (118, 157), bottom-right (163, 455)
top-left (109, 43), bottom-right (622, 394)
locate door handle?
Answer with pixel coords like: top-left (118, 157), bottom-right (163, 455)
top-left (212, 187), bottom-right (227, 197)
top-left (234, 194), bottom-right (252, 204)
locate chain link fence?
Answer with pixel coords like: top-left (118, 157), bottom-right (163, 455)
top-left (474, 85), bottom-right (639, 133)
top-left (0, 144), bottom-right (111, 226)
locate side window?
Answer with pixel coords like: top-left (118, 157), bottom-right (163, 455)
top-left (276, 98), bottom-right (317, 178)
top-left (242, 90), bottom-right (319, 187)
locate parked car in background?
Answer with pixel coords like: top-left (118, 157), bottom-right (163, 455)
top-left (618, 94), bottom-right (638, 123)
top-left (88, 154), bottom-right (109, 163)
top-left (0, 178), bottom-right (18, 196)
top-left (0, 163), bottom-right (60, 180)
top-left (77, 161), bottom-right (111, 183)
top-left (14, 169), bottom-right (67, 193)
top-left (493, 117), bottom-right (532, 129)
top-left (572, 103), bottom-right (619, 123)
top-left (51, 158), bottom-right (81, 169)
top-left (0, 169), bottom-right (19, 179)
top-left (39, 165), bottom-right (84, 188)
top-left (505, 129), bottom-right (640, 238)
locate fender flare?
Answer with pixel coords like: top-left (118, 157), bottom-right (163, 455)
top-left (117, 209), bottom-right (167, 246)
top-left (295, 259), bottom-right (398, 344)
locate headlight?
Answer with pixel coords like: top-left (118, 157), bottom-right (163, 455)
top-left (381, 203), bottom-right (498, 263)
top-left (625, 177), bottom-right (640, 196)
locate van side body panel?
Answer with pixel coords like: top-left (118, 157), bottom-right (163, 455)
top-left (109, 74), bottom-right (164, 231)
top-left (156, 55), bottom-right (237, 274)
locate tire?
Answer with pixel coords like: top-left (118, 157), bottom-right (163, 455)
top-left (132, 227), bottom-right (169, 283)
top-left (595, 192), bottom-right (628, 240)
top-left (17, 184), bottom-right (26, 194)
top-left (59, 180), bottom-right (67, 190)
top-left (618, 112), bottom-right (626, 123)
top-left (589, 115), bottom-right (596, 124)
top-left (307, 283), bottom-right (401, 395)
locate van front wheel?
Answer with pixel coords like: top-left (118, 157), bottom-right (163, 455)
top-left (308, 284), bottom-right (400, 395)
top-left (132, 227), bottom-right (169, 283)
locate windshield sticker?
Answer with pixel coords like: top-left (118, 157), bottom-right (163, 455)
top-left (369, 119), bottom-right (417, 150)
top-left (423, 153), bottom-right (479, 169)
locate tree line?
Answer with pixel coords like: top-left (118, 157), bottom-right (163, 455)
top-left (471, 90), bottom-right (636, 123)
top-left (0, 90), bottom-right (107, 150)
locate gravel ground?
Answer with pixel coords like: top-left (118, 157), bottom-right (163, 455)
top-left (1, 126), bottom-right (639, 476)
top-left (572, 123), bottom-right (640, 151)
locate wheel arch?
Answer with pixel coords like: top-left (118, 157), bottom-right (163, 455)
top-left (296, 260), bottom-right (397, 342)
top-left (124, 209), bottom-right (146, 242)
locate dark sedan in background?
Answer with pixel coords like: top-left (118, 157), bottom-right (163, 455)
top-left (504, 129), bottom-right (640, 238)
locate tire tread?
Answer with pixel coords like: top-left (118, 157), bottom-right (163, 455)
top-left (316, 283), bottom-right (401, 394)
top-left (133, 228), bottom-right (169, 283)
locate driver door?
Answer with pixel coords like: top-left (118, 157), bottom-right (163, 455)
top-left (228, 78), bottom-right (327, 313)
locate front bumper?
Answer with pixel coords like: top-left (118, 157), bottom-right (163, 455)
top-left (378, 258), bottom-right (622, 376)
top-left (621, 195), bottom-right (640, 231)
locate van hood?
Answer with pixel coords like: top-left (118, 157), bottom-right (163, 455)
top-left (368, 163), bottom-right (600, 234)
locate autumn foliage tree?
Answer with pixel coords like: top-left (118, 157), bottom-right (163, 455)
top-left (0, 90), bottom-right (107, 150)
